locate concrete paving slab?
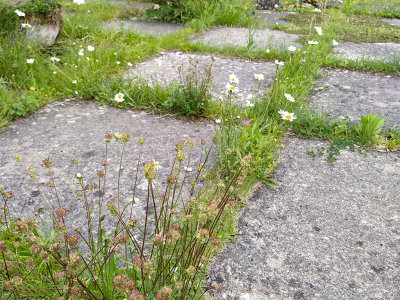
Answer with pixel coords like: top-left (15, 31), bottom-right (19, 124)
top-left (208, 137), bottom-right (400, 300)
top-left (102, 19), bottom-right (185, 37)
top-left (124, 52), bottom-right (277, 104)
top-left (257, 10), bottom-right (296, 25)
top-left (332, 42), bottom-right (400, 62)
top-left (383, 18), bottom-right (400, 27)
top-left (0, 100), bottom-right (214, 233)
top-left (310, 68), bottom-right (400, 128)
top-left (191, 27), bottom-right (301, 51)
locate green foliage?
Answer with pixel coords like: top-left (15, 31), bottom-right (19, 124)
top-left (0, 0), bottom-right (60, 34)
top-left (355, 113), bottom-right (385, 145)
top-left (0, 82), bottom-right (13, 130)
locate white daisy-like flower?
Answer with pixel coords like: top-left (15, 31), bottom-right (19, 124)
top-left (288, 45), bottom-right (296, 52)
top-left (15, 9), bottom-right (25, 17)
top-left (152, 159), bottom-right (162, 170)
top-left (279, 110), bottom-right (297, 122)
top-left (278, 109), bottom-right (285, 115)
top-left (50, 56), bottom-right (60, 62)
top-left (114, 93), bottom-right (124, 102)
top-left (333, 39), bottom-right (339, 46)
top-left (73, 0), bottom-right (85, 5)
top-left (87, 45), bottom-right (94, 51)
top-left (246, 100), bottom-right (254, 107)
top-left (229, 73), bottom-right (239, 84)
top-left (72, 80), bottom-right (77, 84)
top-left (116, 61), bottom-right (121, 64)
top-left (266, 49), bottom-right (270, 53)
top-left (215, 118), bottom-right (221, 124)
top-left (26, 58), bottom-right (34, 64)
top-left (127, 62), bottom-right (133, 67)
top-left (314, 26), bottom-right (323, 35)
top-left (78, 49), bottom-right (84, 56)
top-left (254, 74), bottom-right (264, 81)
top-left (308, 40), bottom-right (319, 45)
top-left (21, 23), bottom-right (31, 28)
top-left (284, 93), bottom-right (295, 102)
top-left (226, 83), bottom-right (239, 93)
top-left (314, 8), bottom-right (322, 12)
top-left (76, 173), bottom-right (82, 179)
top-left (275, 60), bottom-right (285, 66)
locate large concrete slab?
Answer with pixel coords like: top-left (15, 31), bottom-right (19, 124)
top-left (310, 69), bottom-right (400, 128)
top-left (332, 42), bottom-right (400, 62)
top-left (192, 27), bottom-right (301, 51)
top-left (124, 52), bottom-right (277, 104)
top-left (208, 137), bottom-right (400, 300)
top-left (0, 100), bottom-right (214, 232)
top-left (102, 19), bottom-right (185, 37)
top-left (383, 18), bottom-right (400, 27)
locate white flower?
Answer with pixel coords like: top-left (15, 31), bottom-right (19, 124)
top-left (152, 159), bottom-right (162, 170)
top-left (72, 80), bottom-right (77, 84)
top-left (284, 93), bottom-right (295, 102)
top-left (229, 73), bottom-right (239, 84)
top-left (275, 60), bottom-right (284, 66)
top-left (314, 26), bottom-right (323, 36)
top-left (254, 74), bottom-right (264, 81)
top-left (226, 83), bottom-right (239, 93)
top-left (218, 95), bottom-right (224, 101)
top-left (76, 173), bottom-right (82, 179)
top-left (114, 52), bottom-right (117, 55)
top-left (333, 39), bottom-right (339, 46)
top-left (26, 58), bottom-right (34, 64)
top-left (21, 23), bottom-right (31, 28)
top-left (288, 45), bottom-right (296, 52)
top-left (73, 0), bottom-right (85, 5)
top-left (87, 45), bottom-right (94, 51)
top-left (114, 93), bottom-right (124, 102)
top-left (246, 100), bottom-right (254, 107)
top-left (88, 10), bottom-right (91, 13)
top-left (308, 40), bottom-right (319, 45)
top-left (215, 118), bottom-right (221, 124)
top-left (266, 49), bottom-right (270, 53)
top-left (274, 4), bottom-right (278, 9)
top-left (314, 8), bottom-right (322, 12)
top-left (78, 49), bottom-right (84, 56)
top-left (15, 9), bottom-right (25, 17)
top-left (127, 62), bottom-right (133, 67)
top-left (74, 91), bottom-right (78, 94)
top-left (116, 61), bottom-right (121, 64)
top-left (279, 110), bottom-right (297, 122)
top-left (184, 166), bottom-right (193, 172)
top-left (50, 56), bottom-right (60, 62)
top-left (154, 4), bottom-right (160, 9)
top-left (86, 56), bottom-right (90, 61)
top-left (53, 71), bottom-right (57, 74)
top-left (237, 115), bottom-right (241, 119)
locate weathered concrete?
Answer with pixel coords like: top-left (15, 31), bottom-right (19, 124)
top-left (0, 100), bottom-right (214, 234)
top-left (26, 23), bottom-right (60, 46)
top-left (102, 19), bottom-right (185, 37)
top-left (124, 52), bottom-right (277, 104)
top-left (332, 42), bottom-right (400, 62)
top-left (208, 137), bottom-right (400, 300)
top-left (192, 27), bottom-right (301, 51)
top-left (383, 18), bottom-right (400, 27)
top-left (310, 68), bottom-right (400, 128)
top-left (257, 10), bottom-right (296, 25)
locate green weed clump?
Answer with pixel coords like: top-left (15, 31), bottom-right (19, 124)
top-left (0, 134), bottom-right (246, 299)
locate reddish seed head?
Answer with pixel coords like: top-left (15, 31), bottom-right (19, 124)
top-left (42, 158), bottom-right (52, 168)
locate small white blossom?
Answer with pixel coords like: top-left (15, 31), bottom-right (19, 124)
top-left (229, 73), bottom-right (239, 84)
top-left (116, 61), bottom-right (121, 64)
top-left (288, 45), bottom-right (296, 52)
top-left (308, 40), bottom-right (319, 45)
top-left (21, 23), bottom-right (31, 28)
top-left (26, 58), bottom-right (34, 64)
top-left (284, 93), bottom-right (295, 102)
top-left (315, 26), bottom-right (323, 36)
top-left (314, 8), bottom-right (322, 12)
top-left (245, 100), bottom-right (254, 107)
top-left (76, 173), bottom-right (82, 179)
top-left (73, 0), bottom-right (85, 5)
top-left (226, 83), bottom-right (239, 93)
top-left (266, 48), bottom-right (270, 53)
top-left (78, 49), bottom-right (84, 56)
top-left (152, 159), bottom-right (162, 170)
top-left (275, 60), bottom-right (284, 66)
top-left (72, 80), bottom-right (77, 84)
top-left (127, 62), bottom-right (133, 67)
top-left (86, 56), bottom-right (90, 61)
top-left (74, 91), bottom-right (78, 94)
top-left (254, 74), bottom-right (264, 81)
top-left (184, 166), bottom-right (193, 172)
top-left (215, 118), bottom-right (221, 124)
top-left (333, 39), bottom-right (339, 46)
top-left (87, 45), bottom-right (94, 51)
top-left (114, 93), bottom-right (124, 102)
top-left (15, 9), bottom-right (25, 17)
top-left (53, 71), bottom-right (57, 74)
top-left (50, 56), bottom-right (60, 62)
top-left (279, 110), bottom-right (296, 122)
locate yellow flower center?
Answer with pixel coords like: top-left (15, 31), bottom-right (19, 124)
top-left (285, 115), bottom-right (292, 119)
top-left (230, 87), bottom-right (235, 90)
top-left (118, 95), bottom-right (122, 99)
